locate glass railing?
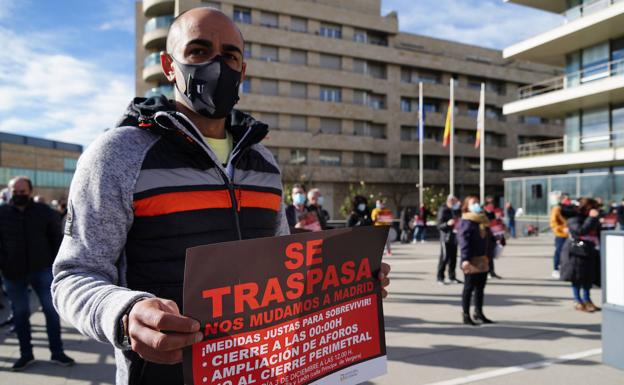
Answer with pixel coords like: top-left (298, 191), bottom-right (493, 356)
top-left (518, 57), bottom-right (624, 99)
top-left (563, 0), bottom-right (622, 23)
top-left (145, 15), bottom-right (173, 33)
top-left (517, 131), bottom-right (624, 157)
top-left (145, 84), bottom-right (174, 99)
top-left (144, 52), bottom-right (161, 67)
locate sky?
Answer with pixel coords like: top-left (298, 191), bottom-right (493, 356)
top-left (0, 0), bottom-right (563, 147)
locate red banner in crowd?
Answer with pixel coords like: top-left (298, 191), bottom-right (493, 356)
top-left (183, 226), bottom-right (389, 385)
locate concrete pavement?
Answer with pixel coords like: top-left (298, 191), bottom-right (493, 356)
top-left (0, 234), bottom-right (622, 384)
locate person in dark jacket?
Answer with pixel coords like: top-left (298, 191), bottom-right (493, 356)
top-left (286, 184), bottom-right (313, 230)
top-left (307, 188), bottom-right (331, 230)
top-left (457, 195), bottom-right (495, 326)
top-left (399, 206), bottom-right (414, 243)
top-left (347, 195), bottom-right (372, 227)
top-left (505, 202), bottom-right (516, 238)
top-left (560, 198), bottom-right (601, 312)
top-left (436, 195), bottom-right (461, 284)
top-left (617, 199), bottom-right (624, 231)
top-left (0, 177), bottom-right (74, 370)
top-left (51, 9), bottom-right (392, 385)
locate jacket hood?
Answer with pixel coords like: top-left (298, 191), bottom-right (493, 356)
top-left (115, 96), bottom-right (269, 146)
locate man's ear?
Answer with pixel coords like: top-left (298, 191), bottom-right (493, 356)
top-left (240, 61), bottom-right (247, 81)
top-left (161, 52), bottom-right (176, 82)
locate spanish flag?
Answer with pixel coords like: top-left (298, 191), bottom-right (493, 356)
top-left (443, 101), bottom-right (452, 147)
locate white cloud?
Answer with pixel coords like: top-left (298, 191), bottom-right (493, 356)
top-left (97, 1), bottom-right (135, 33)
top-left (0, 26), bottom-right (134, 146)
top-left (381, 0), bottom-right (563, 49)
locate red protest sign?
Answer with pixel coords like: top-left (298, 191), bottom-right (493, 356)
top-left (183, 226), bottom-right (388, 385)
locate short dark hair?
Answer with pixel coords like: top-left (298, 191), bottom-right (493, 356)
top-left (9, 176), bottom-right (33, 191)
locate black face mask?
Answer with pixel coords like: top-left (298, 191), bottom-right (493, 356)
top-left (171, 55), bottom-right (241, 119)
top-left (11, 194), bottom-right (29, 206)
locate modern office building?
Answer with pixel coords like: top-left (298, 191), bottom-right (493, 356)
top-left (0, 132), bottom-right (82, 200)
top-left (502, 0), bottom-right (624, 217)
top-left (136, 0), bottom-right (561, 217)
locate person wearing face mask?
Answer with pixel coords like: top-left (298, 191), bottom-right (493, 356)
top-left (286, 185), bottom-right (315, 231)
top-left (347, 195), bottom-right (372, 227)
top-left (0, 177), bottom-right (74, 370)
top-left (307, 188), bottom-right (331, 230)
top-left (436, 195), bottom-right (461, 285)
top-left (50, 8), bottom-right (393, 384)
top-left (457, 195), bottom-right (496, 326)
top-left (371, 200), bottom-right (394, 256)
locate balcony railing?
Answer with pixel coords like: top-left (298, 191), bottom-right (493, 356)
top-left (517, 132), bottom-right (624, 157)
top-left (563, 0), bottom-right (623, 23)
top-left (518, 58), bottom-right (624, 99)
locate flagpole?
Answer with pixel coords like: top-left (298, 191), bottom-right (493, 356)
top-left (479, 83), bottom-right (486, 203)
top-left (418, 82), bottom-right (424, 207)
top-left (449, 78), bottom-right (455, 197)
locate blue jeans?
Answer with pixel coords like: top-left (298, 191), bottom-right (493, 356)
top-left (4, 267), bottom-right (63, 357)
top-left (572, 283), bottom-right (591, 303)
top-left (507, 220), bottom-right (516, 238)
top-left (554, 236), bottom-right (566, 271)
top-left (413, 226), bottom-right (426, 241)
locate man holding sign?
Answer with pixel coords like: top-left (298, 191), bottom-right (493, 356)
top-left (51, 7), bottom-right (390, 385)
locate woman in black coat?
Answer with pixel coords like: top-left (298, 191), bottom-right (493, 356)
top-left (560, 198), bottom-right (601, 312)
top-left (347, 195), bottom-right (372, 227)
top-left (457, 195), bottom-right (496, 326)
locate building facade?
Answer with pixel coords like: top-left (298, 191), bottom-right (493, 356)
top-left (502, 0), bottom-right (624, 217)
top-left (0, 132), bottom-right (82, 200)
top-left (136, 0), bottom-right (561, 217)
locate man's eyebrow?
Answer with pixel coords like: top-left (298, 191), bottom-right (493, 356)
top-left (185, 38), bottom-right (213, 49)
top-left (222, 43), bottom-right (243, 56)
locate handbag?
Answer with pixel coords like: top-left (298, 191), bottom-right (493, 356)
top-left (569, 238), bottom-right (595, 259)
top-left (462, 255), bottom-right (489, 274)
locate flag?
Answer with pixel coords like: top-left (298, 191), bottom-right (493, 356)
top-left (475, 84), bottom-right (485, 148)
top-left (443, 101), bottom-right (452, 147)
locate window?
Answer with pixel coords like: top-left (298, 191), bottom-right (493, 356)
top-left (424, 156), bottom-right (440, 170)
top-left (260, 11), bottom-right (278, 28)
top-left (259, 45), bottom-right (278, 62)
top-left (612, 105), bottom-right (624, 147)
top-left (467, 78), bottom-right (482, 90)
top-left (400, 126), bottom-right (418, 141)
top-left (486, 159), bottom-right (502, 172)
top-left (240, 78), bottom-right (251, 94)
top-left (290, 82), bottom-right (307, 99)
top-left (289, 149), bottom-right (307, 165)
top-left (353, 89), bottom-right (368, 105)
top-left (291, 17), bottom-right (307, 33)
top-left (354, 121), bottom-right (385, 138)
top-left (401, 67), bottom-right (441, 84)
top-left (320, 150), bottom-right (342, 166)
top-left (353, 59), bottom-right (366, 74)
top-left (400, 155), bottom-right (418, 169)
top-left (233, 7), bottom-right (251, 24)
top-left (290, 115), bottom-right (307, 132)
top-left (64, 158), bottom-right (78, 171)
top-left (319, 54), bottom-right (341, 70)
top-left (367, 31), bottom-right (387, 46)
top-left (261, 113), bottom-right (279, 129)
top-left (320, 118), bottom-right (341, 134)
top-left (423, 99), bottom-right (439, 113)
top-left (290, 49), bottom-right (307, 65)
top-left (486, 106), bottom-right (504, 121)
top-left (353, 29), bottom-right (367, 43)
top-left (400, 98), bottom-right (413, 112)
top-left (201, 1), bottom-right (220, 8)
top-left (612, 37), bottom-right (624, 75)
top-left (467, 104), bottom-right (479, 118)
top-left (425, 127), bottom-right (442, 142)
top-left (355, 152), bottom-right (386, 168)
top-left (368, 94), bottom-right (386, 110)
top-left (243, 42), bottom-right (252, 59)
top-left (320, 86), bottom-right (341, 102)
top-left (581, 42), bottom-right (609, 82)
top-left (522, 116), bottom-right (543, 125)
top-left (260, 79), bottom-right (278, 96)
top-left (319, 23), bottom-right (341, 39)
top-left (485, 133), bottom-right (506, 147)
top-left (582, 107), bottom-right (610, 150)
top-left (367, 61), bottom-right (386, 79)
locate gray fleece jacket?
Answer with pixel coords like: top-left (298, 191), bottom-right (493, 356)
top-left (52, 116), bottom-right (289, 385)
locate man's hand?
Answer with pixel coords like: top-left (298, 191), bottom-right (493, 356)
top-left (447, 219), bottom-right (455, 226)
top-left (127, 298), bottom-right (203, 364)
top-left (378, 262), bottom-right (391, 298)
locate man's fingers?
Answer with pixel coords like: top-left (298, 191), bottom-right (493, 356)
top-left (132, 302), bottom-right (200, 333)
top-left (381, 288), bottom-right (388, 298)
top-left (130, 322), bottom-right (203, 352)
top-left (159, 299), bottom-right (180, 315)
top-left (381, 262), bottom-right (391, 275)
top-left (131, 338), bottom-right (183, 365)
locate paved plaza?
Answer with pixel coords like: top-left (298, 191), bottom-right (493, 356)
top-left (0, 235), bottom-right (622, 385)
